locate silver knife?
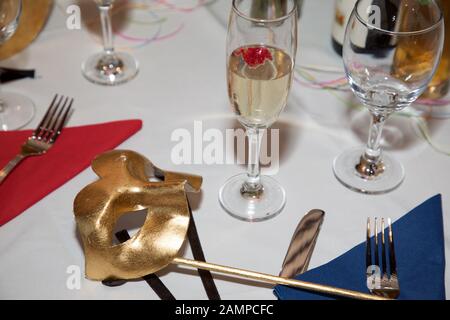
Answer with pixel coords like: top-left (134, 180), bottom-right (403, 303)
top-left (279, 209), bottom-right (325, 278)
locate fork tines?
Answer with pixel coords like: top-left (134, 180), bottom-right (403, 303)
top-left (33, 94), bottom-right (73, 143)
top-left (366, 217), bottom-right (398, 281)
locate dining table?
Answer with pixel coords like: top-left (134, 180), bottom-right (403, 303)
top-left (0, 0), bottom-right (448, 300)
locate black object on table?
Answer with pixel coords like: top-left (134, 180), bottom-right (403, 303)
top-left (0, 67), bottom-right (35, 83)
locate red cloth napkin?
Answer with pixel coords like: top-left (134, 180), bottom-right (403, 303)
top-left (0, 120), bottom-right (142, 226)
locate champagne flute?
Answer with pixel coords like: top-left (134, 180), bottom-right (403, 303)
top-left (333, 0), bottom-right (444, 194)
top-left (0, 0), bottom-right (35, 131)
top-left (82, 0), bottom-right (138, 85)
top-left (219, 0), bottom-right (297, 221)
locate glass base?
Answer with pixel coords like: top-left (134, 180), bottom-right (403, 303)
top-left (0, 92), bottom-right (35, 131)
top-left (333, 147), bottom-right (404, 194)
top-left (82, 51), bottom-right (138, 86)
top-left (218, 174), bottom-right (286, 222)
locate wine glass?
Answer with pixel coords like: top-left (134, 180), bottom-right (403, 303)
top-left (219, 0), bottom-right (297, 221)
top-left (82, 0), bottom-right (138, 85)
top-left (333, 0), bottom-right (444, 194)
top-left (0, 0), bottom-right (35, 131)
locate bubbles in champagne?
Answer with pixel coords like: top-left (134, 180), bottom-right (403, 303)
top-left (228, 45), bottom-right (293, 128)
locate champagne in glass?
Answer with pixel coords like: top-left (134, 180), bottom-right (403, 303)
top-left (82, 0), bottom-right (138, 85)
top-left (0, 0), bottom-right (35, 131)
top-left (219, 0), bottom-right (297, 222)
top-left (228, 45), bottom-right (294, 128)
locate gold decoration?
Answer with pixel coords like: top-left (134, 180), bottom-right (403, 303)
top-left (74, 150), bottom-right (388, 300)
top-left (0, 0), bottom-right (53, 60)
top-left (73, 150), bottom-right (202, 281)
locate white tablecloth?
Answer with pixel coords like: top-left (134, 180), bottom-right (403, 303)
top-left (0, 0), bottom-right (448, 299)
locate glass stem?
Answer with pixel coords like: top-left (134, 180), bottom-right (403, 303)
top-left (241, 127), bottom-right (264, 198)
top-left (364, 112), bottom-right (387, 163)
top-left (356, 112), bottom-right (388, 178)
top-left (99, 5), bottom-right (114, 55)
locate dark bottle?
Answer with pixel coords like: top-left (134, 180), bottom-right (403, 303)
top-left (332, 0), bottom-right (398, 57)
top-left (249, 0), bottom-right (303, 19)
top-left (331, 0), bottom-right (358, 55)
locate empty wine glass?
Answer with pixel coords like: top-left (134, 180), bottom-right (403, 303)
top-left (333, 0), bottom-right (444, 194)
top-left (82, 0), bottom-right (138, 85)
top-left (219, 0), bottom-right (297, 221)
top-left (0, 0), bottom-right (35, 131)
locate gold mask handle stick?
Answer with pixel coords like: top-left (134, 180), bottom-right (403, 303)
top-left (173, 257), bottom-right (389, 301)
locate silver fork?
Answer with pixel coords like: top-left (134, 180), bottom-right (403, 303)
top-left (0, 94), bottom-right (73, 184)
top-left (366, 217), bottom-right (400, 299)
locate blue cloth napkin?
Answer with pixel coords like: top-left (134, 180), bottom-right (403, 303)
top-left (274, 195), bottom-right (446, 300)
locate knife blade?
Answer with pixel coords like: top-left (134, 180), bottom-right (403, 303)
top-left (279, 209), bottom-right (325, 278)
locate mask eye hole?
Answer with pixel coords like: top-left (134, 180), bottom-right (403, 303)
top-left (112, 208), bottom-right (148, 245)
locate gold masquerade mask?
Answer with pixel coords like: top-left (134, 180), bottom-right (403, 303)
top-left (73, 150), bottom-right (202, 281)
